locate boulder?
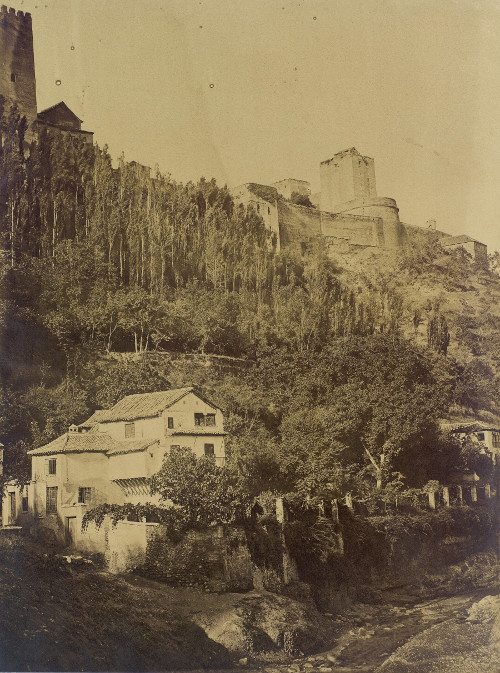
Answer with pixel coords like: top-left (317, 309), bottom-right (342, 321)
top-left (193, 590), bottom-right (334, 657)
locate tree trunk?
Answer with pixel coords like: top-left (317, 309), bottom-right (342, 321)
top-left (10, 200), bottom-right (15, 267)
top-left (119, 235), bottom-right (123, 280)
top-left (364, 444), bottom-right (385, 490)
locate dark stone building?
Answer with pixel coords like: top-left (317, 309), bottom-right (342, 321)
top-left (34, 101), bottom-right (93, 143)
top-left (0, 5), bottom-right (92, 141)
top-left (0, 5), bottom-right (37, 126)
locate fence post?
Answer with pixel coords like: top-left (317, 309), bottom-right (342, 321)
top-left (442, 486), bottom-right (450, 507)
top-left (485, 484), bottom-right (491, 499)
top-left (331, 499), bottom-right (339, 523)
top-left (456, 485), bottom-right (463, 505)
top-left (428, 490), bottom-right (437, 510)
top-left (345, 493), bottom-right (354, 512)
top-left (275, 498), bottom-right (297, 584)
top-left (275, 497), bottom-right (286, 523)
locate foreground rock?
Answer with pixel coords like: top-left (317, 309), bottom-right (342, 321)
top-left (193, 590), bottom-right (335, 657)
top-left (375, 594), bottom-right (500, 673)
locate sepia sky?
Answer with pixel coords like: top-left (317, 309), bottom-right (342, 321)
top-left (15, 0), bottom-right (500, 252)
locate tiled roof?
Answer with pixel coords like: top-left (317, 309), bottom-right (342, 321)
top-left (28, 432), bottom-right (115, 456)
top-left (37, 101), bottom-right (83, 123)
top-left (28, 433), bottom-right (159, 457)
top-left (169, 429), bottom-right (226, 436)
top-left (96, 388), bottom-right (197, 422)
top-left (440, 421), bottom-right (500, 433)
top-left (106, 439), bottom-right (159, 456)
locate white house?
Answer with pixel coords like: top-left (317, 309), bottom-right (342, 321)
top-left (441, 421), bottom-right (500, 462)
top-left (11, 388), bottom-right (225, 547)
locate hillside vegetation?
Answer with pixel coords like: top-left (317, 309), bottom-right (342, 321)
top-left (0, 101), bottom-right (499, 502)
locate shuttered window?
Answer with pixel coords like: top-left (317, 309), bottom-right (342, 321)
top-left (46, 487), bottom-right (58, 513)
top-left (78, 487), bottom-right (92, 504)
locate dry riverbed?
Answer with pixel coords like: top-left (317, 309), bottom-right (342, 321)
top-left (234, 588), bottom-right (500, 673)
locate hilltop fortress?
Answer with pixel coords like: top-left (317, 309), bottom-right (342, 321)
top-left (232, 147), bottom-right (488, 263)
top-left (0, 5), bottom-right (488, 263)
top-left (232, 147), bottom-right (403, 253)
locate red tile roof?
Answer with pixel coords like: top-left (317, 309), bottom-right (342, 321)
top-left (92, 388), bottom-right (197, 422)
top-left (28, 433), bottom-right (159, 457)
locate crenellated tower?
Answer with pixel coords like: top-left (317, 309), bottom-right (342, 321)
top-left (0, 5), bottom-right (37, 127)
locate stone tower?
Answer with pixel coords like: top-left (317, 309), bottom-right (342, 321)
top-left (319, 147), bottom-right (403, 248)
top-left (320, 147), bottom-right (377, 212)
top-left (0, 6), bottom-right (37, 127)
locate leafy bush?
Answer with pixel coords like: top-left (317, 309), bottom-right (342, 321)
top-left (81, 502), bottom-right (189, 541)
top-left (151, 445), bottom-right (251, 527)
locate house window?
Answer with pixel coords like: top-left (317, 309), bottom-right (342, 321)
top-left (10, 73), bottom-right (16, 82)
top-left (78, 487), bottom-right (92, 504)
top-left (125, 422), bottom-right (135, 438)
top-left (22, 496), bottom-right (28, 512)
top-left (170, 444), bottom-right (180, 451)
top-left (167, 416), bottom-right (174, 429)
top-left (477, 433), bottom-right (485, 442)
top-left (204, 443), bottom-right (215, 457)
top-left (194, 413), bottom-right (205, 426)
top-left (493, 432), bottom-right (500, 448)
top-left (46, 486), bottom-right (58, 513)
top-left (206, 413), bottom-right (216, 426)
top-left (48, 458), bottom-right (56, 475)
top-left (268, 207), bottom-right (270, 215)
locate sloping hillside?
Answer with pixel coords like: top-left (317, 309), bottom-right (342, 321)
top-left (327, 229), bottom-right (500, 423)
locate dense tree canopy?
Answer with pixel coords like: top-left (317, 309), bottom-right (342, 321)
top-left (0, 101), bottom-right (498, 500)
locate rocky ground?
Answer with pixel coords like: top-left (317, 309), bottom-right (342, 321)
top-left (237, 591), bottom-right (500, 673)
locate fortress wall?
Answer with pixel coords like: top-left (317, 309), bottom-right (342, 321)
top-left (231, 184), bottom-right (280, 251)
top-left (331, 197), bottom-right (403, 248)
top-left (253, 199), bottom-right (280, 249)
top-left (473, 242), bottom-right (488, 265)
top-left (277, 202), bottom-right (386, 251)
top-left (277, 201), bottom-right (321, 249)
top-left (402, 223), bottom-right (448, 240)
top-left (320, 211), bottom-right (381, 247)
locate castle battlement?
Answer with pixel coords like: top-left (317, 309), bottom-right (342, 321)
top-left (0, 6), bottom-right (31, 20)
